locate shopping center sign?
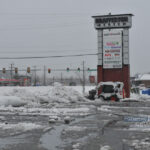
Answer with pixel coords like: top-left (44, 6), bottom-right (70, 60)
top-left (103, 29), bottom-right (122, 68)
top-left (93, 14), bottom-right (132, 29)
top-left (92, 13), bottom-right (133, 98)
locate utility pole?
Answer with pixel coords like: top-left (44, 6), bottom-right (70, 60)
top-left (82, 61), bottom-right (85, 94)
top-left (34, 66), bottom-right (37, 86)
top-left (61, 72), bottom-right (63, 84)
top-left (43, 65), bottom-right (46, 86)
top-left (53, 76), bottom-right (55, 86)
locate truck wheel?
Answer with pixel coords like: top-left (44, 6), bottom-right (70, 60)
top-left (110, 96), bottom-right (116, 101)
top-left (110, 95), bottom-right (119, 102)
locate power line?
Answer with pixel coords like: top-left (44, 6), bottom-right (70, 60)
top-left (0, 48), bottom-right (97, 54)
top-left (0, 53), bottom-right (98, 60)
top-left (0, 22), bottom-right (88, 31)
top-left (0, 12), bottom-right (92, 16)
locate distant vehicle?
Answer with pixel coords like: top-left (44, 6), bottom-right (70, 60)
top-left (69, 82), bottom-right (76, 86)
top-left (87, 82), bottom-right (125, 101)
top-left (131, 86), bottom-right (140, 94)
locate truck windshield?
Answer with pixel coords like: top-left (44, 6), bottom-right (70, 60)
top-left (102, 85), bottom-right (114, 93)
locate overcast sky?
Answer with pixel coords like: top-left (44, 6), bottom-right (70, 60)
top-left (0, 0), bottom-right (149, 77)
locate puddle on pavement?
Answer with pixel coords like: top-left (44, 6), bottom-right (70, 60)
top-left (40, 125), bottom-right (66, 150)
top-left (40, 115), bottom-right (98, 150)
top-left (40, 115), bottom-right (90, 149)
top-left (0, 134), bottom-right (27, 149)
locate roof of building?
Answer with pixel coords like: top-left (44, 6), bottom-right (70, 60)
top-left (135, 74), bottom-right (150, 81)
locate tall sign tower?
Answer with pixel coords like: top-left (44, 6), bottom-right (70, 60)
top-left (92, 14), bottom-right (133, 98)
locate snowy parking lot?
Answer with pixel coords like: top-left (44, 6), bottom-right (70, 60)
top-left (0, 84), bottom-right (150, 150)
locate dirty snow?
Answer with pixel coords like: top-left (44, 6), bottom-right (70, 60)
top-left (0, 105), bottom-right (92, 118)
top-left (0, 96), bottom-right (26, 107)
top-left (129, 123), bottom-right (150, 131)
top-left (48, 82), bottom-right (87, 103)
top-left (130, 93), bottom-right (150, 101)
top-left (100, 145), bottom-right (112, 150)
top-left (98, 105), bottom-right (112, 112)
top-left (0, 83), bottom-right (92, 107)
top-left (0, 83), bottom-right (147, 108)
top-left (64, 126), bottom-right (87, 132)
top-left (0, 122), bottom-right (43, 132)
top-left (124, 138), bottom-right (150, 149)
top-left (0, 84), bottom-right (149, 149)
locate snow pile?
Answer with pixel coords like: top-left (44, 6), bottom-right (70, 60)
top-left (130, 93), bottom-right (150, 101)
top-left (48, 82), bottom-right (87, 103)
top-left (0, 84), bottom-right (88, 107)
top-left (130, 93), bottom-right (141, 100)
top-left (140, 94), bottom-right (150, 101)
top-left (3, 87), bottom-right (39, 106)
top-left (0, 96), bottom-right (26, 107)
top-left (70, 86), bottom-right (96, 94)
top-left (120, 93), bottom-right (150, 102)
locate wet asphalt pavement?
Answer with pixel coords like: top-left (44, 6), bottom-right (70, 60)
top-left (1, 100), bottom-right (150, 150)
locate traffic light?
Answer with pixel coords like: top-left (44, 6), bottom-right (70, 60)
top-left (15, 68), bottom-right (18, 74)
top-left (87, 68), bottom-right (90, 72)
top-left (27, 67), bottom-right (30, 73)
top-left (77, 67), bottom-right (80, 72)
top-left (2, 68), bottom-right (6, 74)
top-left (48, 68), bottom-right (51, 73)
top-left (66, 67), bottom-right (69, 72)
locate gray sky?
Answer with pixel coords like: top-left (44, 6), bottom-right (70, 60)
top-left (0, 0), bottom-right (149, 76)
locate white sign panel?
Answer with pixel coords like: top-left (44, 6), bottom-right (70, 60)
top-left (103, 29), bottom-right (122, 68)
